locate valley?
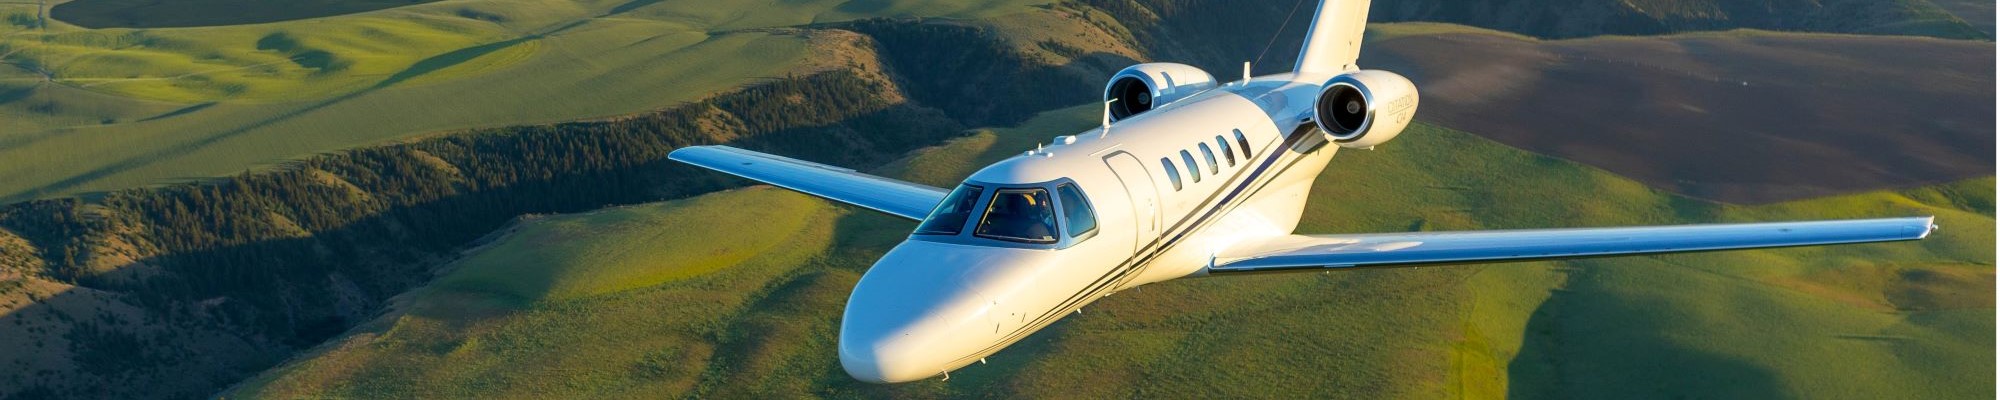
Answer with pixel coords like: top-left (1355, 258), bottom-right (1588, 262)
top-left (233, 105), bottom-right (1993, 398)
top-left (0, 0), bottom-right (1990, 398)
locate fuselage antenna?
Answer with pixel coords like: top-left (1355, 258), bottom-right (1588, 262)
top-left (1242, 61), bottom-right (1252, 85)
top-left (1101, 98), bottom-right (1117, 138)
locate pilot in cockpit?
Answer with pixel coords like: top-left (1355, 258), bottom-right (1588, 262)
top-left (977, 189), bottom-right (1058, 243)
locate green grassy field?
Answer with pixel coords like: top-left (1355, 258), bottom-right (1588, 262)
top-left (228, 105), bottom-right (1993, 398)
top-left (5, 0), bottom-right (1987, 207)
top-left (225, 187), bottom-right (854, 397)
top-left (0, 0), bottom-right (1055, 203)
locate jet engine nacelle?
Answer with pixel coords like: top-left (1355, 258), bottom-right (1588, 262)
top-left (1313, 70), bottom-right (1419, 149)
top-left (1104, 63), bottom-right (1217, 122)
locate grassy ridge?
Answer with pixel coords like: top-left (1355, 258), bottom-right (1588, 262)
top-left (1300, 112), bottom-right (1992, 398)
top-left (0, 0), bottom-right (1056, 202)
top-left (4, 0), bottom-right (1988, 205)
top-left (0, 66), bottom-right (991, 398)
top-left (433, 188), bottom-right (840, 304)
top-left (0, 10), bottom-right (1136, 396)
top-left (228, 188), bottom-right (849, 398)
top-left (229, 188), bottom-right (852, 396)
top-left (232, 105), bottom-right (1993, 398)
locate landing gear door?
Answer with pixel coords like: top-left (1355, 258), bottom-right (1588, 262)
top-left (1103, 152), bottom-right (1161, 253)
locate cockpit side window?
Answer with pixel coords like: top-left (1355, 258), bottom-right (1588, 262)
top-left (915, 184), bottom-right (984, 236)
top-left (975, 188), bottom-right (1059, 244)
top-left (1056, 184), bottom-right (1097, 238)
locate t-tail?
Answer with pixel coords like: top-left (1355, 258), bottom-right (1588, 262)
top-left (1294, 0), bottom-right (1371, 77)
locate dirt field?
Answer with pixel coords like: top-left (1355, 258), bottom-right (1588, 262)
top-left (1363, 28), bottom-right (1994, 203)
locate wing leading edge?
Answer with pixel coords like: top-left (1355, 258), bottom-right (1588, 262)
top-left (1211, 217), bottom-right (1936, 274)
top-left (669, 146), bottom-right (947, 221)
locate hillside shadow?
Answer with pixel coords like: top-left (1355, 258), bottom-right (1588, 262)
top-left (0, 279), bottom-right (285, 399)
top-left (0, 94), bottom-right (975, 397)
top-left (2, 15), bottom-right (1128, 396)
top-left (134, 102), bottom-right (216, 123)
top-left (1507, 266), bottom-right (1786, 398)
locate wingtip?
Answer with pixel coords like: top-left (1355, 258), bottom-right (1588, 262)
top-left (668, 145), bottom-right (728, 163)
top-left (1918, 215), bottom-right (1938, 239)
top-left (666, 146), bottom-right (699, 162)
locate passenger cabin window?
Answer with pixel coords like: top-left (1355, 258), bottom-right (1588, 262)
top-left (1056, 184), bottom-right (1097, 238)
top-left (1180, 150), bottom-right (1201, 183)
top-left (1160, 158), bottom-right (1183, 191)
top-left (975, 188), bottom-right (1059, 244)
top-left (1215, 136), bottom-right (1235, 166)
top-left (1198, 143), bottom-right (1218, 174)
top-left (915, 184), bottom-right (984, 235)
top-left (1233, 129), bottom-right (1253, 160)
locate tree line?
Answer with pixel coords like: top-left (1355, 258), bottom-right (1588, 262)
top-left (0, 17), bottom-right (1113, 399)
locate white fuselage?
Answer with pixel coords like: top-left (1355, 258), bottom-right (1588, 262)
top-left (839, 73), bottom-right (1345, 383)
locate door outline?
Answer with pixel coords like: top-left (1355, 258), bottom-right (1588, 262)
top-left (1103, 151), bottom-right (1161, 252)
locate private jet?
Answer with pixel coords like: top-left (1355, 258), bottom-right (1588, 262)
top-left (670, 0), bottom-right (1936, 383)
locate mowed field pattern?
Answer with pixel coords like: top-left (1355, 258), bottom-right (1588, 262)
top-left (1362, 23), bottom-right (1995, 203)
top-left (231, 106), bottom-right (1993, 398)
top-left (1, 0), bottom-right (1991, 207)
top-left (0, 0), bottom-right (1051, 203)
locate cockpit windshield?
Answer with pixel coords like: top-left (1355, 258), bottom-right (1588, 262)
top-left (975, 188), bottom-right (1059, 244)
top-left (915, 185), bottom-right (984, 235)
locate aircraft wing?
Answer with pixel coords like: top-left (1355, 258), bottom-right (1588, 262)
top-left (1209, 217), bottom-right (1936, 274)
top-left (669, 145), bottom-right (948, 221)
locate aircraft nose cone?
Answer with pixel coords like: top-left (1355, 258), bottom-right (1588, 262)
top-left (840, 284), bottom-right (967, 383)
top-left (838, 330), bottom-right (942, 383)
top-left (838, 240), bottom-right (1013, 383)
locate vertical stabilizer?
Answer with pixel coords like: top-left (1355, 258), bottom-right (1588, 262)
top-left (1293, 0), bottom-right (1371, 76)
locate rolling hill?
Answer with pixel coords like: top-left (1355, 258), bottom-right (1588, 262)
top-left (0, 0), bottom-right (1989, 398)
top-left (228, 105), bottom-right (1993, 398)
top-left (0, 0), bottom-right (1052, 203)
top-left (1, 0), bottom-right (1989, 204)
top-left (0, 9), bottom-right (1128, 397)
top-left (1361, 23), bottom-right (1995, 203)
